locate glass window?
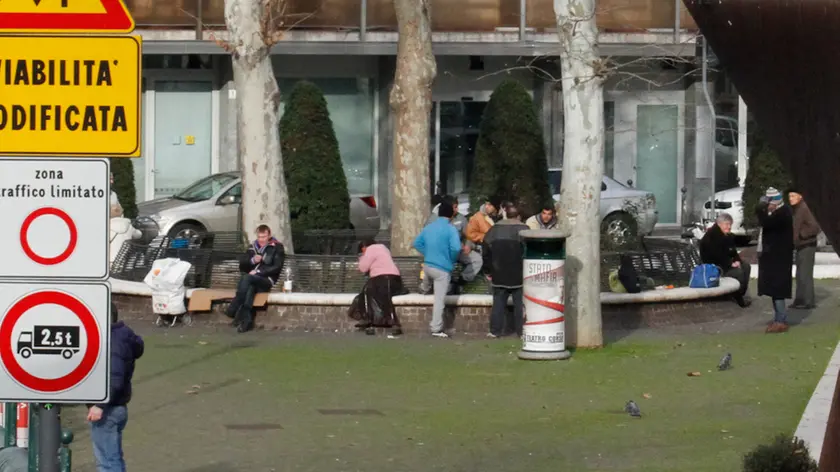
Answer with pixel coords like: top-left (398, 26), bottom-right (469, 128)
top-left (173, 173), bottom-right (239, 202)
top-left (436, 100), bottom-right (485, 196)
top-left (220, 183), bottom-right (242, 204)
top-left (548, 169), bottom-right (562, 195)
top-left (604, 101), bottom-right (616, 178)
top-left (278, 78), bottom-right (375, 195)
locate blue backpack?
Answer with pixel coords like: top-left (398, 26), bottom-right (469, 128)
top-left (689, 264), bottom-right (721, 289)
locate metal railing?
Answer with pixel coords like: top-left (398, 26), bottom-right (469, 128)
top-left (1, 403), bottom-right (73, 472)
top-left (128, 0), bottom-right (694, 39)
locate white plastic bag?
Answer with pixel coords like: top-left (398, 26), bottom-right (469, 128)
top-left (151, 286), bottom-right (187, 315)
top-left (144, 258), bottom-right (192, 315)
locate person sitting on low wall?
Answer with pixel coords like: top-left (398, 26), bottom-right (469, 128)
top-left (699, 212), bottom-right (752, 308)
top-left (225, 224), bottom-right (285, 333)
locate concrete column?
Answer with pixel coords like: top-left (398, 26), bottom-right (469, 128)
top-left (737, 95), bottom-right (748, 184)
top-left (376, 56), bottom-right (396, 229)
top-left (216, 56), bottom-right (239, 173)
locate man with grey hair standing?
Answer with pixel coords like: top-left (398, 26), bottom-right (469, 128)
top-left (699, 212), bottom-right (752, 307)
top-left (788, 188), bottom-right (820, 309)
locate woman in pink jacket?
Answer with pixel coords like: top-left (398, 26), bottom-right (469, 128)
top-left (348, 239), bottom-right (405, 337)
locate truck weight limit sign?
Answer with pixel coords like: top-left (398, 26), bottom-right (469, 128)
top-left (0, 282), bottom-right (110, 403)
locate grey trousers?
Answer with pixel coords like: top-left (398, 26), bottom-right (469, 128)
top-left (458, 250), bottom-right (483, 282)
top-left (420, 265), bottom-right (451, 333)
top-left (795, 245), bottom-right (817, 306)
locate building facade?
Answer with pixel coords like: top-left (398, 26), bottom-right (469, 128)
top-left (130, 0), bottom-right (740, 228)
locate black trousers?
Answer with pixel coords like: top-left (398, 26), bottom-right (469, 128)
top-left (490, 286), bottom-right (523, 336)
top-left (724, 261), bottom-right (751, 297)
top-left (226, 274), bottom-right (273, 323)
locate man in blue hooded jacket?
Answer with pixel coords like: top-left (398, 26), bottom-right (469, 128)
top-left (87, 302), bottom-right (144, 472)
top-left (413, 203), bottom-right (461, 338)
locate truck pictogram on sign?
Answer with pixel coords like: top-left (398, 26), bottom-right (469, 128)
top-left (17, 325), bottom-right (80, 359)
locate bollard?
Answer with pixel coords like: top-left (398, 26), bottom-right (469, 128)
top-left (38, 405), bottom-right (61, 472)
top-left (518, 229), bottom-right (571, 361)
top-left (2, 403), bottom-right (15, 447)
top-left (17, 403), bottom-right (29, 449)
top-left (59, 428), bottom-right (73, 472)
top-left (27, 404), bottom-right (38, 472)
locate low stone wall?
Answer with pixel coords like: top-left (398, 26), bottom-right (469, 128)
top-left (113, 293), bottom-right (743, 336)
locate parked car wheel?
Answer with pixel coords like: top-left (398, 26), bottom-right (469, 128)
top-left (601, 212), bottom-right (637, 248)
top-left (168, 222), bottom-right (205, 243)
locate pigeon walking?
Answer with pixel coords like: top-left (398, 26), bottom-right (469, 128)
top-left (718, 353), bottom-right (732, 371)
top-left (625, 400), bottom-right (641, 418)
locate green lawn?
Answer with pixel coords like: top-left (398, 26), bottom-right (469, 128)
top-left (67, 322), bottom-right (839, 471)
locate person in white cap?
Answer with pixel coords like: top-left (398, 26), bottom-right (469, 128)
top-left (755, 187), bottom-right (794, 333)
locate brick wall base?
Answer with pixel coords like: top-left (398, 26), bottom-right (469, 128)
top-left (113, 294), bottom-right (743, 336)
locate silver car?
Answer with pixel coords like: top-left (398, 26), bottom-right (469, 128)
top-left (549, 170), bottom-right (658, 246)
top-left (134, 172), bottom-right (381, 240)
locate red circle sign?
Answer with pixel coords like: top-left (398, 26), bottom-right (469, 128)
top-left (19, 207), bottom-right (78, 266)
top-left (0, 291), bottom-right (100, 393)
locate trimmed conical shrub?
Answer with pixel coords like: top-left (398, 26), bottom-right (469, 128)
top-left (280, 80), bottom-right (350, 230)
top-left (109, 157), bottom-right (137, 219)
top-left (742, 131), bottom-right (791, 229)
top-left (471, 79), bottom-right (552, 217)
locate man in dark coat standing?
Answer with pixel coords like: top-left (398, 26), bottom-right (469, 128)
top-left (482, 204), bottom-right (529, 338)
top-left (756, 187), bottom-right (794, 333)
top-left (699, 212), bottom-right (751, 307)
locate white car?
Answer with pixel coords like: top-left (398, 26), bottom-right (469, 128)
top-left (705, 186), bottom-right (755, 240)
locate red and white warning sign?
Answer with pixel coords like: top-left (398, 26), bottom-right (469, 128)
top-left (0, 158), bottom-right (109, 280)
top-left (0, 282), bottom-right (110, 403)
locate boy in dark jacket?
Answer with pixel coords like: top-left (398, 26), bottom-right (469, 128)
top-left (88, 302), bottom-right (144, 472)
top-left (699, 212), bottom-right (751, 307)
top-left (226, 224), bottom-right (285, 333)
top-left (482, 204), bottom-right (529, 338)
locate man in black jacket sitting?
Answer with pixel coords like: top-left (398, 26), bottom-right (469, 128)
top-left (482, 204), bottom-right (529, 338)
top-left (226, 224), bottom-right (285, 332)
top-left (699, 213), bottom-right (751, 307)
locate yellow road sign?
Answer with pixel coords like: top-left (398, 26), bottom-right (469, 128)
top-left (0, 35), bottom-right (141, 157)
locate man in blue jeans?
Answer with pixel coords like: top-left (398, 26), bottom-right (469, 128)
top-left (87, 302), bottom-right (144, 472)
top-left (414, 203), bottom-right (461, 338)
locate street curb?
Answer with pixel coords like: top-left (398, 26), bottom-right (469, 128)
top-left (794, 340), bottom-right (840, 463)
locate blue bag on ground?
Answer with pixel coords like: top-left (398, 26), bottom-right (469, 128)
top-left (689, 264), bottom-right (721, 288)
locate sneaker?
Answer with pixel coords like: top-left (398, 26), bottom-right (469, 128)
top-left (486, 333), bottom-right (499, 338)
top-left (431, 331), bottom-right (449, 338)
top-left (365, 327), bottom-right (376, 336)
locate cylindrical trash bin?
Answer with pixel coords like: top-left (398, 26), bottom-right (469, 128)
top-left (518, 229), bottom-right (571, 361)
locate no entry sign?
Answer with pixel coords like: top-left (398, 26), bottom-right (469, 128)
top-left (0, 158), bottom-right (109, 279)
top-left (0, 282), bottom-right (110, 403)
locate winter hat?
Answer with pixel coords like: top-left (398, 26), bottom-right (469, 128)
top-left (487, 195), bottom-right (503, 210)
top-left (765, 187), bottom-right (783, 203)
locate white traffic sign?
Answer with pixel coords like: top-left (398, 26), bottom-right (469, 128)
top-left (0, 158), bottom-right (109, 279)
top-left (0, 282), bottom-right (110, 403)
